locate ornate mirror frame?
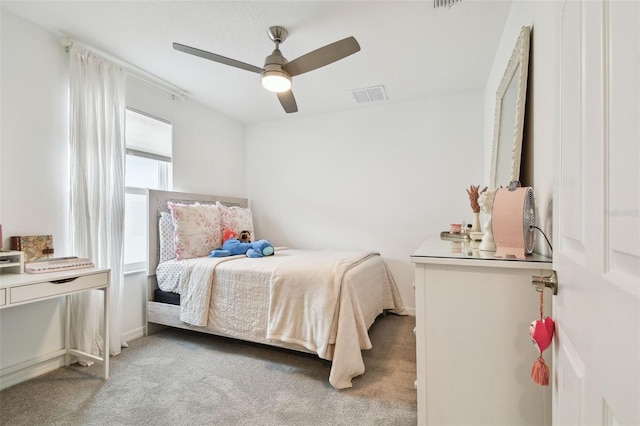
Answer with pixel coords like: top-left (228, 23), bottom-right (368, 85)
top-left (489, 26), bottom-right (531, 188)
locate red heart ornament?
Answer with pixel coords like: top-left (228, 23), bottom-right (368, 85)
top-left (529, 316), bottom-right (555, 353)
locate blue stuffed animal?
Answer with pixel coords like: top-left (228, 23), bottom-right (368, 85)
top-left (246, 240), bottom-right (275, 258)
top-left (210, 238), bottom-right (274, 258)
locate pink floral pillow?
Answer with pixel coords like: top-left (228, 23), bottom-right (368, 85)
top-left (216, 202), bottom-right (255, 238)
top-left (168, 202), bottom-right (222, 260)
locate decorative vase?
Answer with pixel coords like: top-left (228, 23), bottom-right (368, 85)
top-left (478, 187), bottom-right (497, 252)
top-left (471, 212), bottom-right (481, 233)
top-left (479, 213), bottom-right (496, 252)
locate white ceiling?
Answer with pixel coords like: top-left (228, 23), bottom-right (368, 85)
top-left (2, 0), bottom-right (511, 124)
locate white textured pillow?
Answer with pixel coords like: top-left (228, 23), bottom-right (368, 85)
top-left (216, 201), bottom-right (255, 238)
top-left (158, 212), bottom-right (176, 263)
top-left (168, 202), bottom-right (222, 260)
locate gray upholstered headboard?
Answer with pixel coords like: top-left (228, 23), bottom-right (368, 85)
top-left (146, 189), bottom-right (248, 277)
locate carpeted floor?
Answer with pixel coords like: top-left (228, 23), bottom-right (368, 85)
top-left (0, 313), bottom-right (416, 426)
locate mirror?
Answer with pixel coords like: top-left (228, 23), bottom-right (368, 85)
top-left (490, 26), bottom-right (531, 188)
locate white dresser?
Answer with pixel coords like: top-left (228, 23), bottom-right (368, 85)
top-left (411, 238), bottom-right (553, 426)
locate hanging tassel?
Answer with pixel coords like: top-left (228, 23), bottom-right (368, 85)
top-left (531, 355), bottom-right (549, 386)
top-left (529, 289), bottom-right (553, 386)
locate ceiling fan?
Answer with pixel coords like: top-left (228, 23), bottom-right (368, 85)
top-left (173, 26), bottom-right (361, 114)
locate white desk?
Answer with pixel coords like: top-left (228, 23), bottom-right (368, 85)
top-left (0, 267), bottom-right (110, 380)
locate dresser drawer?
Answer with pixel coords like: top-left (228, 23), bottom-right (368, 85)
top-left (10, 272), bottom-right (108, 304)
top-left (0, 288), bottom-right (5, 306)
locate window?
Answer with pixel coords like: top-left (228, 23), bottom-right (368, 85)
top-left (124, 108), bottom-right (172, 271)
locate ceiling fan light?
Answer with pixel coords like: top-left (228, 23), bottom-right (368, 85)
top-left (261, 70), bottom-right (292, 93)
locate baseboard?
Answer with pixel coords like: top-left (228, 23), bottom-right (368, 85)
top-left (0, 355), bottom-right (65, 391)
top-left (0, 328), bottom-right (147, 391)
top-left (122, 326), bottom-right (145, 342)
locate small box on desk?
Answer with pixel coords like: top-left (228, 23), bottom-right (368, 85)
top-left (0, 251), bottom-right (24, 274)
top-left (10, 235), bottom-right (54, 263)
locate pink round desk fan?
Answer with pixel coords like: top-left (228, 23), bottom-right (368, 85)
top-left (491, 184), bottom-right (535, 259)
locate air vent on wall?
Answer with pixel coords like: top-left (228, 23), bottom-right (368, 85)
top-left (351, 85), bottom-right (388, 104)
top-left (434, 0), bottom-right (462, 8)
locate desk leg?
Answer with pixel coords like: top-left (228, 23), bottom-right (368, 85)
top-left (103, 287), bottom-right (109, 380)
top-left (65, 294), bottom-right (71, 367)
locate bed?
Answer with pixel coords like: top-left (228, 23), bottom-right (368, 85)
top-left (146, 189), bottom-right (407, 389)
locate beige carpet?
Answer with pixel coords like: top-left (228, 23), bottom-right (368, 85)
top-left (0, 313), bottom-right (416, 425)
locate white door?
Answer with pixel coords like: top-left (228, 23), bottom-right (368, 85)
top-left (553, 0), bottom-right (640, 424)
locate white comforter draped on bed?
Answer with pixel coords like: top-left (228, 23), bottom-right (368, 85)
top-left (266, 251), bottom-right (377, 357)
top-left (266, 251), bottom-right (381, 389)
top-left (178, 255), bottom-right (239, 326)
top-left (173, 248), bottom-right (406, 388)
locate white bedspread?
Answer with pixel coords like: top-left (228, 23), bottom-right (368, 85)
top-left (166, 248), bottom-right (407, 389)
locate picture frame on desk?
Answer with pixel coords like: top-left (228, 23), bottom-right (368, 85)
top-left (9, 235), bottom-right (54, 263)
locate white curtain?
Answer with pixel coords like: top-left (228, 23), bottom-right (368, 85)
top-left (69, 45), bottom-right (126, 359)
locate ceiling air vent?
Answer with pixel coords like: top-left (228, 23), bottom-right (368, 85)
top-left (352, 85), bottom-right (387, 104)
top-left (434, 0), bottom-right (462, 7)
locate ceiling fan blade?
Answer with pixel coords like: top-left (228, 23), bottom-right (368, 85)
top-left (282, 36), bottom-right (360, 77)
top-left (277, 90), bottom-right (298, 113)
top-left (173, 42), bottom-right (263, 74)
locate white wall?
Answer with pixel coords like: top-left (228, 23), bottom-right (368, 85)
top-left (126, 79), bottom-right (246, 197)
top-left (1, 10), bottom-right (71, 256)
top-left (0, 11), bottom-right (245, 386)
top-left (246, 95), bottom-right (485, 311)
top-left (484, 1), bottom-right (561, 257)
